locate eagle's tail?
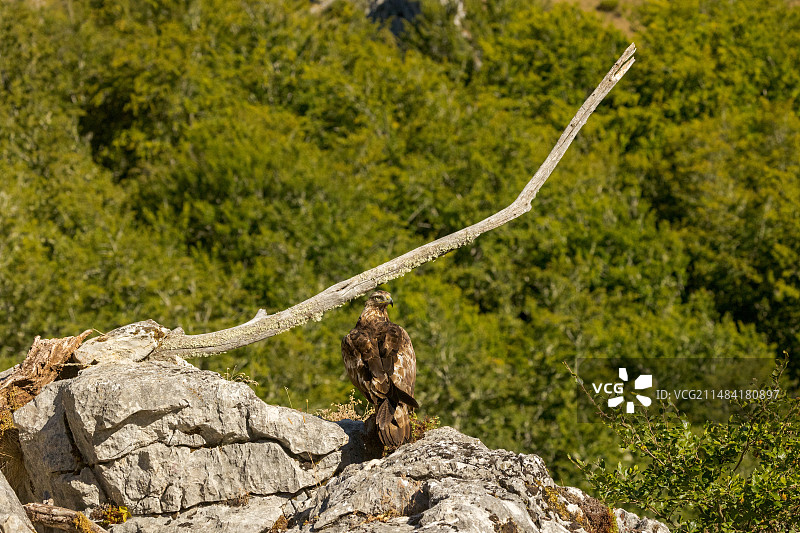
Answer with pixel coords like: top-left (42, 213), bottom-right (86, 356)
top-left (376, 399), bottom-right (411, 447)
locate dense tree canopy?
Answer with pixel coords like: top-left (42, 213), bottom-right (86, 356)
top-left (2, 0), bottom-right (798, 490)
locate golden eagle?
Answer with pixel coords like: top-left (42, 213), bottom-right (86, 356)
top-left (342, 290), bottom-right (419, 447)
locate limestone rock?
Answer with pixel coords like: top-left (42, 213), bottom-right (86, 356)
top-left (615, 509), bottom-right (671, 533)
top-left (96, 441), bottom-right (338, 514)
top-left (61, 362), bottom-right (345, 463)
top-left (112, 495), bottom-right (285, 533)
top-left (14, 361), bottom-right (347, 517)
top-left (11, 381), bottom-right (103, 509)
top-left (334, 418), bottom-right (382, 468)
top-left (72, 320), bottom-right (171, 365)
top-left (0, 470), bottom-right (35, 533)
top-left (286, 426), bottom-right (669, 533)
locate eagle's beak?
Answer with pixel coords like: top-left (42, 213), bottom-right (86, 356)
top-left (389, 297), bottom-right (394, 307)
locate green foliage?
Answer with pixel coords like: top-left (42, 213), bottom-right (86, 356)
top-left (1, 0), bottom-right (798, 513)
top-left (409, 412), bottom-right (442, 444)
top-left (573, 357), bottom-right (800, 532)
top-left (631, 0), bottom-right (800, 120)
top-left (619, 0), bottom-right (800, 378)
top-left (476, 2), bottom-right (630, 126)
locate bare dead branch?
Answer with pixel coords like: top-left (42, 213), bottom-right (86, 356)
top-left (152, 43), bottom-right (636, 359)
top-left (23, 503), bottom-right (108, 533)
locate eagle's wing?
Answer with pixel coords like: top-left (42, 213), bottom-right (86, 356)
top-left (379, 323), bottom-right (418, 409)
top-left (341, 330), bottom-right (380, 404)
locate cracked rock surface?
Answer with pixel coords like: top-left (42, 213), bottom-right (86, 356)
top-left (14, 361), bottom-right (347, 520)
top-left (0, 469), bottom-right (35, 533)
top-left (112, 494), bottom-right (286, 533)
top-left (285, 426), bottom-right (669, 533)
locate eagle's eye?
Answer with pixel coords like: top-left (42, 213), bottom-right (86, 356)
top-left (368, 292), bottom-right (392, 305)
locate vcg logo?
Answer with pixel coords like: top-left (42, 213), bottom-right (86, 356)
top-left (592, 368), bottom-right (653, 413)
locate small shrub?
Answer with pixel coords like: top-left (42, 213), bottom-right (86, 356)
top-left (409, 412), bottom-right (441, 443)
top-left (223, 366), bottom-right (259, 388)
top-left (363, 508), bottom-right (402, 523)
top-left (224, 492), bottom-right (250, 507)
top-left (317, 390), bottom-right (375, 422)
top-left (269, 515), bottom-right (289, 532)
top-left (90, 504), bottom-right (131, 526)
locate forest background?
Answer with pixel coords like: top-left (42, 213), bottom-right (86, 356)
top-left (1, 0), bottom-right (799, 497)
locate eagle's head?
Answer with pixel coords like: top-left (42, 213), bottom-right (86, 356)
top-left (365, 290), bottom-right (394, 309)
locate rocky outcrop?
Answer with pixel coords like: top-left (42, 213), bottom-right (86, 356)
top-left (0, 470), bottom-right (35, 533)
top-left (13, 360), bottom-right (348, 530)
top-left (7, 322), bottom-right (670, 533)
top-left (283, 426), bottom-right (669, 533)
top-left (112, 495), bottom-right (286, 533)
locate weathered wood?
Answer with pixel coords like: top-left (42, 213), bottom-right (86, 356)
top-left (23, 503), bottom-right (108, 533)
top-left (0, 330), bottom-right (92, 412)
top-left (152, 43), bottom-right (637, 359)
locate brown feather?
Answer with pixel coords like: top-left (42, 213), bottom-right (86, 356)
top-left (342, 290), bottom-right (418, 447)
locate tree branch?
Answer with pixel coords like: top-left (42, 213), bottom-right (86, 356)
top-left (1, 330), bottom-right (92, 411)
top-left (152, 43), bottom-right (636, 359)
top-left (24, 503), bottom-right (108, 533)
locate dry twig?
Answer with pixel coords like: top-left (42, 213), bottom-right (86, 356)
top-left (0, 330), bottom-right (92, 411)
top-left (24, 503), bottom-right (108, 533)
